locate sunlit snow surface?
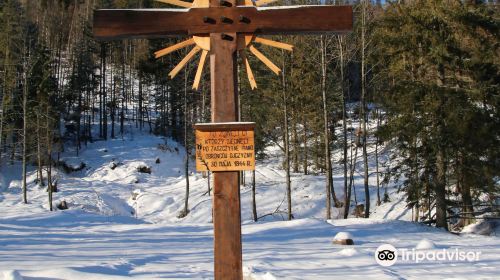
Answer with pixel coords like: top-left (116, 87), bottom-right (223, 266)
top-left (0, 131), bottom-right (499, 279)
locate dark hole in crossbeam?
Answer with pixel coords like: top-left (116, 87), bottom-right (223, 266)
top-left (220, 16), bottom-right (233, 24)
top-left (239, 15), bottom-right (250, 24)
top-left (221, 33), bottom-right (234, 41)
top-left (203, 16), bottom-right (216, 24)
top-left (219, 0), bottom-right (232, 7)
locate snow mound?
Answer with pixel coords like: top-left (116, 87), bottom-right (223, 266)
top-left (97, 193), bottom-right (135, 216)
top-left (416, 238), bottom-right (436, 250)
top-left (2, 270), bottom-right (23, 280)
top-left (260, 272), bottom-right (277, 280)
top-left (462, 220), bottom-right (499, 236)
top-left (338, 248), bottom-right (359, 256)
top-left (244, 266), bottom-right (277, 280)
top-left (334, 231), bottom-right (353, 240)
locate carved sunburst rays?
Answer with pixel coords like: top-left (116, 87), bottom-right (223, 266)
top-left (154, 0), bottom-right (293, 90)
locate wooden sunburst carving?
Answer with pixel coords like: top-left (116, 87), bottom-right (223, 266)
top-left (154, 0), bottom-right (293, 90)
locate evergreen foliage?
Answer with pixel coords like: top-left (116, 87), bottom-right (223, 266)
top-left (0, 0), bottom-right (497, 229)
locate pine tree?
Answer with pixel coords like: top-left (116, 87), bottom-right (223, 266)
top-left (374, 1), bottom-right (499, 230)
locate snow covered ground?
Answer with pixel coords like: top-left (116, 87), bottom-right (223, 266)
top-left (0, 130), bottom-right (499, 279)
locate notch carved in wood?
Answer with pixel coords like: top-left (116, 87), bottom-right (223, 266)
top-left (239, 15), bottom-right (250, 24)
top-left (221, 33), bottom-right (234, 41)
top-left (203, 16), bottom-right (216, 24)
top-left (220, 16), bottom-right (233, 24)
top-left (219, 0), bottom-right (232, 7)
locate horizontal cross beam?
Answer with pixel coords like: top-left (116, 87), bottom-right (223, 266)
top-left (94, 6), bottom-right (352, 40)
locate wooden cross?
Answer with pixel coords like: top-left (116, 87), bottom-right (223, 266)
top-left (94, 1), bottom-right (352, 279)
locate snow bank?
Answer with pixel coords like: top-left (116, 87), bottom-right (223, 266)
top-left (2, 270), bottom-right (23, 280)
top-left (244, 266), bottom-right (277, 280)
top-left (462, 220), bottom-right (499, 236)
top-left (1, 130), bottom-right (499, 279)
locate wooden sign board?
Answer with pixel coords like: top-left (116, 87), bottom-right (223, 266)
top-left (195, 122), bottom-right (255, 172)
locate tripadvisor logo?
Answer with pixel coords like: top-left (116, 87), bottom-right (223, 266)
top-left (375, 243), bottom-right (481, 267)
top-left (375, 244), bottom-right (398, 267)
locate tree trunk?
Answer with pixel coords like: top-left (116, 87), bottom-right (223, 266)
top-left (139, 78), bottom-right (143, 130)
top-left (292, 119), bottom-right (299, 173)
top-left (207, 171), bottom-right (211, 196)
top-left (360, 0), bottom-right (370, 218)
top-left (37, 115), bottom-right (44, 186)
top-left (321, 36), bottom-right (333, 219)
top-left (111, 76), bottom-right (115, 139)
top-left (338, 36), bottom-right (350, 218)
top-left (0, 27), bottom-right (11, 167)
top-left (102, 44), bottom-right (107, 140)
top-left (252, 170), bottom-right (257, 222)
top-left (182, 68), bottom-right (190, 217)
top-left (145, 105), bottom-right (153, 133)
top-left (375, 109), bottom-right (381, 206)
top-left (0, 93), bottom-right (5, 167)
top-left (22, 66), bottom-right (28, 204)
top-left (435, 63), bottom-right (447, 230)
top-left (46, 106), bottom-right (53, 211)
top-left (461, 183), bottom-right (474, 226)
top-left (350, 140), bottom-right (359, 206)
top-left (302, 113), bottom-right (308, 175)
top-left (99, 44), bottom-right (104, 138)
top-left (457, 154), bottom-right (474, 226)
top-left (76, 87), bottom-right (82, 155)
top-left (282, 52), bottom-right (292, 221)
top-left (435, 150), bottom-right (447, 229)
top-left (120, 51), bottom-right (126, 136)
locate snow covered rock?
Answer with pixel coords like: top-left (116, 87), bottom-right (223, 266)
top-left (136, 165), bottom-right (151, 174)
top-left (2, 270), bottom-right (23, 280)
top-left (333, 231), bottom-right (354, 245)
top-left (58, 158), bottom-right (86, 173)
top-left (56, 200), bottom-right (68, 210)
top-left (109, 161), bottom-right (122, 170)
top-left (415, 238), bottom-right (436, 250)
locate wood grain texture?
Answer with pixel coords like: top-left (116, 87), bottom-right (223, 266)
top-left (192, 49), bottom-right (208, 89)
top-left (154, 38), bottom-right (195, 58)
top-left (155, 0), bottom-right (192, 8)
top-left (254, 37), bottom-right (293, 51)
top-left (194, 122), bottom-right (255, 131)
top-left (93, 6), bottom-right (353, 40)
top-left (210, 34), bottom-right (238, 122)
top-left (212, 171), bottom-right (242, 279)
top-left (249, 45), bottom-right (280, 75)
top-left (195, 127), bottom-right (255, 171)
top-left (209, 0), bottom-right (243, 277)
top-left (254, 0), bottom-right (278, 6)
top-left (168, 45), bottom-right (201, 78)
top-left (240, 50), bottom-right (257, 89)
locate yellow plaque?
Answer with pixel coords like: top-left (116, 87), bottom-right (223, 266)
top-left (195, 122), bottom-right (255, 171)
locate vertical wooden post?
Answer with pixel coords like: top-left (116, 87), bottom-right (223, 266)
top-left (209, 0), bottom-right (242, 277)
